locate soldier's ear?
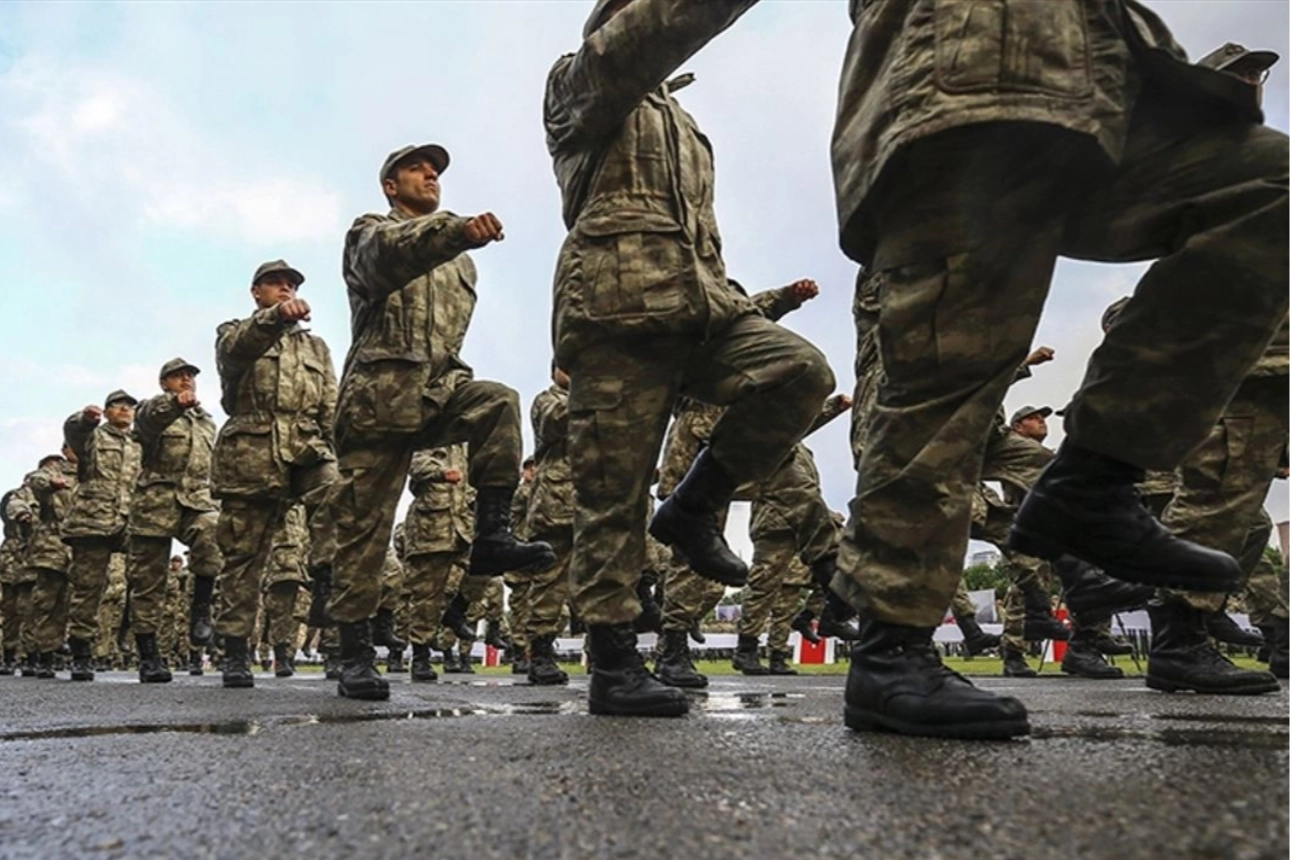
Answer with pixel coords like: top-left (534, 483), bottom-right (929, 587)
top-left (382, 176), bottom-right (399, 201)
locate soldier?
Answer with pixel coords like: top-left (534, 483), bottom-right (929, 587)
top-left (126, 357), bottom-right (222, 683)
top-left (326, 144), bottom-right (554, 701)
top-left (211, 260), bottom-right (338, 689)
top-left (58, 393), bottom-right (140, 681)
top-left (831, 1), bottom-right (1286, 737)
top-left (263, 504), bottom-right (310, 678)
top-left (0, 481), bottom-right (37, 674)
top-left (505, 458), bottom-right (537, 675)
top-left (524, 366), bottom-right (575, 685)
top-left (158, 556), bottom-right (187, 670)
top-left (545, 2), bottom-right (834, 717)
top-left (401, 445), bottom-right (474, 683)
top-left (765, 555), bottom-right (813, 675)
top-left (95, 553), bottom-right (129, 670)
top-left (376, 545), bottom-right (408, 672)
top-left (1245, 507), bottom-right (1288, 679)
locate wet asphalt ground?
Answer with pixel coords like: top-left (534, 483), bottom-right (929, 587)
top-left (1, 669), bottom-right (1286, 860)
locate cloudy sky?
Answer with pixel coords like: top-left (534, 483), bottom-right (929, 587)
top-left (1, 0), bottom-right (1286, 563)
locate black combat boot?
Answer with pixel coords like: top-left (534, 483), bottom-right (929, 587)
top-left (732, 633), bottom-right (769, 676)
top-left (688, 620), bottom-right (706, 644)
top-left (337, 619), bottom-right (390, 700)
top-left (323, 648), bottom-right (342, 680)
top-left (587, 624), bottom-right (688, 717)
top-left (792, 609), bottom-right (822, 645)
top-left (1010, 443), bottom-right (1242, 591)
top-left (511, 651), bottom-right (531, 674)
top-left (654, 628), bottom-right (708, 688)
top-left (273, 643), bottom-right (295, 678)
top-left (386, 647), bottom-right (406, 674)
top-left (0, 648), bottom-right (15, 675)
top-left (1021, 582), bottom-right (1070, 641)
top-left (767, 650), bottom-right (798, 676)
top-left (484, 620), bottom-right (508, 650)
top-left (220, 637), bottom-right (254, 688)
top-left (1001, 646), bottom-right (1038, 678)
top-left (306, 565), bottom-right (333, 628)
top-left (372, 608), bottom-right (407, 652)
top-left (188, 575), bottom-right (216, 647)
top-left (35, 650), bottom-right (57, 679)
top-left (953, 610), bottom-right (1000, 657)
top-left (469, 488), bottom-right (555, 576)
top-left (1146, 600), bottom-right (1279, 694)
top-left (68, 637), bottom-right (95, 682)
top-left (527, 634), bottom-right (569, 685)
top-left (634, 579), bottom-right (663, 633)
top-left (1061, 637), bottom-right (1124, 679)
top-left (1088, 630), bottom-right (1135, 656)
top-left (845, 619), bottom-right (1029, 738)
top-left (20, 653), bottom-right (38, 677)
top-left (1268, 618), bottom-right (1289, 680)
top-left (459, 649), bottom-right (476, 674)
top-left (411, 643), bottom-right (438, 683)
top-left (440, 593), bottom-right (477, 642)
top-left (188, 649), bottom-right (204, 676)
top-left (135, 633), bottom-right (173, 684)
top-left (1204, 610), bottom-right (1265, 649)
top-left (1052, 555), bottom-right (1153, 617)
top-left (648, 450), bottom-right (747, 586)
top-left (442, 648), bottom-right (462, 674)
top-left (810, 557), bottom-right (861, 641)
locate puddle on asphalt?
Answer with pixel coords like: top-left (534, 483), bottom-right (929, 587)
top-left (696, 692), bottom-right (804, 712)
top-left (1152, 713), bottom-right (1289, 727)
top-left (1032, 725), bottom-right (1288, 750)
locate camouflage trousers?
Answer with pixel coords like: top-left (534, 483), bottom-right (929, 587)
top-left (158, 575), bottom-right (186, 663)
top-left (127, 509), bottom-right (220, 636)
top-left (329, 380), bottom-right (522, 624)
top-left (403, 550), bottom-right (468, 646)
top-left (768, 557), bottom-right (814, 654)
top-left (567, 316), bottom-right (833, 625)
top-left (662, 557), bottom-right (726, 632)
top-left (949, 580), bottom-right (979, 622)
top-left (263, 582), bottom-right (304, 648)
top-left (61, 537), bottom-right (122, 645)
top-left (468, 577), bottom-right (505, 626)
top-left (526, 528), bottom-right (572, 640)
top-left (504, 572), bottom-right (533, 655)
top-left (29, 568), bottom-right (70, 652)
top-left (95, 586), bottom-right (126, 664)
top-left (738, 530), bottom-right (796, 638)
top-left (1, 580), bottom-right (34, 656)
top-left (215, 462), bottom-right (334, 641)
top-left (437, 566), bottom-right (495, 652)
top-left (1162, 375), bottom-right (1289, 613)
top-left (836, 116), bottom-right (1287, 626)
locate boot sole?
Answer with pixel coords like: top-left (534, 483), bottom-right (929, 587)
top-left (221, 678), bottom-right (253, 688)
top-left (469, 548), bottom-right (557, 578)
top-left (1145, 675), bottom-right (1281, 695)
top-left (338, 684), bottom-right (390, 700)
top-left (844, 706), bottom-right (1030, 740)
top-left (1010, 527), bottom-right (1240, 592)
top-left (589, 698), bottom-right (688, 717)
top-left (657, 675), bottom-right (708, 689)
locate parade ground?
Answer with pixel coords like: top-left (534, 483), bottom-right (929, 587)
top-left (2, 671), bottom-right (1285, 859)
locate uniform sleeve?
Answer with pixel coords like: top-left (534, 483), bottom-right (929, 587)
top-left (134, 393), bottom-right (185, 449)
top-left (62, 411), bottom-right (97, 463)
top-left (531, 390), bottom-right (569, 459)
top-left (804, 393), bottom-right (849, 437)
top-left (749, 285), bottom-right (804, 322)
top-left (343, 213), bottom-right (475, 303)
top-left (216, 309), bottom-right (290, 370)
top-left (408, 449), bottom-right (452, 495)
top-left (314, 338), bottom-right (339, 443)
top-left (544, 0), bottom-right (760, 151)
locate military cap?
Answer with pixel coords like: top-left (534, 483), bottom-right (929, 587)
top-left (1197, 43), bottom-right (1279, 75)
top-left (380, 144), bottom-right (450, 184)
top-left (159, 357), bottom-right (200, 379)
top-left (38, 454), bottom-right (66, 468)
top-left (251, 260), bottom-right (305, 287)
top-left (104, 389), bottom-right (138, 408)
top-left (1101, 296), bottom-right (1130, 332)
top-left (1009, 405), bottom-right (1051, 427)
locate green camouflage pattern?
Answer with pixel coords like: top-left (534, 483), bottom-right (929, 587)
top-left (62, 417), bottom-right (139, 540)
top-left (130, 392), bottom-right (219, 536)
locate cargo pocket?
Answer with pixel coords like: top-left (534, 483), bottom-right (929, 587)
top-left (935, 0), bottom-right (1091, 98)
top-left (567, 376), bottom-right (625, 504)
top-left (577, 214), bottom-right (692, 321)
top-left (212, 425), bottom-right (282, 496)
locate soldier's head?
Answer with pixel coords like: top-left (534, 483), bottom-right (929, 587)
top-left (584, 0), bottom-right (634, 39)
top-left (103, 391), bottom-right (137, 429)
top-left (250, 260), bottom-right (305, 310)
top-left (1198, 42), bottom-right (1279, 106)
top-left (381, 144), bottom-right (450, 218)
top-left (38, 454), bottom-right (65, 470)
top-left (159, 358), bottom-right (200, 396)
top-left (1010, 405), bottom-right (1052, 443)
top-left (169, 555), bottom-right (184, 571)
top-left (522, 457), bottom-right (536, 483)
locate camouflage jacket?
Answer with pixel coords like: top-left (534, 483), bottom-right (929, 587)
top-left (130, 393), bottom-right (219, 537)
top-left (264, 504), bottom-right (309, 587)
top-left (24, 462), bottom-right (77, 572)
top-left (403, 445), bottom-right (474, 556)
top-left (544, 0), bottom-right (760, 363)
top-left (833, 0), bottom-right (1263, 265)
top-left (526, 385), bottom-right (573, 534)
top-left (337, 208), bottom-right (480, 443)
top-left (0, 484), bottom-right (36, 584)
top-left (212, 310), bottom-right (337, 499)
top-left (62, 416), bottom-right (139, 540)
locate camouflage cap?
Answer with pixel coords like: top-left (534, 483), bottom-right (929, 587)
top-left (1197, 43), bottom-right (1279, 75)
top-left (159, 357), bottom-right (200, 379)
top-left (1101, 296), bottom-right (1131, 332)
top-left (380, 144), bottom-right (450, 184)
top-left (251, 260), bottom-right (305, 287)
top-left (1009, 405), bottom-right (1052, 426)
top-left (104, 389), bottom-right (138, 408)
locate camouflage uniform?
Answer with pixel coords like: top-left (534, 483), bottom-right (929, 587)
top-left (159, 566), bottom-right (187, 665)
top-left (831, 0), bottom-right (1288, 625)
top-left (504, 479), bottom-right (535, 657)
top-left (127, 388), bottom-right (221, 636)
top-left (211, 303), bottom-right (338, 640)
top-left (94, 553), bottom-right (128, 666)
top-left (329, 208), bottom-right (525, 624)
top-left (402, 446), bottom-right (474, 647)
top-left (1, 485), bottom-right (38, 663)
top-left (768, 556), bottom-right (813, 656)
top-left (1244, 510), bottom-right (1289, 626)
top-left (545, 1), bottom-right (833, 626)
top-left (525, 385), bottom-right (575, 641)
top-left (263, 504), bottom-right (309, 652)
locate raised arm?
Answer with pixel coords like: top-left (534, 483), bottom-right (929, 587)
top-left (343, 212), bottom-right (479, 303)
top-left (134, 393), bottom-right (187, 449)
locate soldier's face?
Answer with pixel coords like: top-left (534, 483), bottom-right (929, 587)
top-left (1014, 414), bottom-right (1048, 443)
top-left (384, 159), bottom-right (441, 216)
top-left (104, 402), bottom-right (134, 429)
top-left (252, 275), bottom-right (298, 309)
top-left (161, 370), bottom-right (196, 395)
